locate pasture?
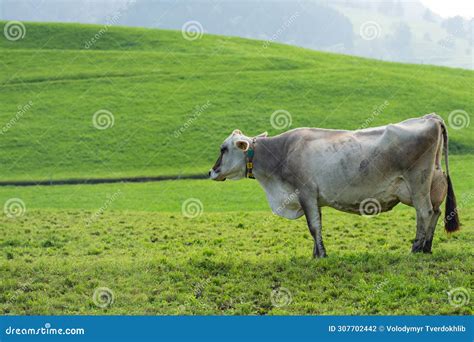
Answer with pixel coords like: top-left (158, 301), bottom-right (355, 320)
top-left (1, 174), bottom-right (473, 315)
top-left (0, 21), bottom-right (472, 315)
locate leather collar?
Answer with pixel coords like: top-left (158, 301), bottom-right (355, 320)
top-left (245, 138), bottom-right (256, 179)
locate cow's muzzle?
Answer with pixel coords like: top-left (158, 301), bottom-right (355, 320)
top-left (209, 168), bottom-right (226, 181)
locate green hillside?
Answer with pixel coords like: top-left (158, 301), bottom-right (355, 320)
top-left (0, 21), bottom-right (473, 182)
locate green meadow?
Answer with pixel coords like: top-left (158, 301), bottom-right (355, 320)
top-left (0, 22), bottom-right (472, 315)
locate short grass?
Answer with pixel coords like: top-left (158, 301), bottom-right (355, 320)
top-left (1, 206), bottom-right (472, 315)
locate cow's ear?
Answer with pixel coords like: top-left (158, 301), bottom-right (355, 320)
top-left (232, 129), bottom-right (242, 136)
top-left (235, 140), bottom-right (249, 151)
top-left (257, 131), bottom-right (268, 138)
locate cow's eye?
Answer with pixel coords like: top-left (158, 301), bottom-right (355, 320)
top-left (220, 147), bottom-right (227, 154)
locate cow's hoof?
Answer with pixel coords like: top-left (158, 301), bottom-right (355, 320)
top-left (422, 245), bottom-right (433, 254)
top-left (422, 240), bottom-right (433, 254)
top-left (411, 241), bottom-right (424, 253)
top-left (312, 252), bottom-right (327, 258)
top-left (317, 251), bottom-right (327, 258)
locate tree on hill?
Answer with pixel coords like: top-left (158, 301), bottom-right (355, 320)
top-left (423, 9), bottom-right (435, 23)
top-left (119, 0), bottom-right (354, 51)
top-left (470, 19), bottom-right (474, 46)
top-left (394, 0), bottom-right (404, 17)
top-left (388, 23), bottom-right (413, 61)
top-left (377, 0), bottom-right (394, 15)
top-left (442, 16), bottom-right (467, 38)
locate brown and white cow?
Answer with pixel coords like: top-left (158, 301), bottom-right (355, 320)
top-left (209, 114), bottom-right (460, 257)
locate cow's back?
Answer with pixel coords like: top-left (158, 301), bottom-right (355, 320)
top-left (280, 116), bottom-right (441, 212)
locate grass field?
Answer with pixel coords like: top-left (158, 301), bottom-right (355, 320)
top-left (1, 176), bottom-right (473, 315)
top-left (0, 21), bottom-right (472, 315)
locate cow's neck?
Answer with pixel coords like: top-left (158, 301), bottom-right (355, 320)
top-left (251, 137), bottom-right (282, 180)
top-left (250, 137), bottom-right (304, 219)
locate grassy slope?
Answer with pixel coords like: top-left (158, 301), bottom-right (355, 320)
top-left (0, 21), bottom-right (473, 181)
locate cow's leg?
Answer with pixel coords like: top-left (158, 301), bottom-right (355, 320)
top-left (411, 195), bottom-right (434, 253)
top-left (423, 170), bottom-right (447, 253)
top-left (314, 207), bottom-right (326, 257)
top-left (300, 199), bottom-right (326, 258)
top-left (422, 208), bottom-right (441, 254)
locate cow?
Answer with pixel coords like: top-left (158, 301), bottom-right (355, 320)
top-left (209, 114), bottom-right (460, 258)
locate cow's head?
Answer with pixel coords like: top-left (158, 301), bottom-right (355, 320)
top-left (209, 129), bottom-right (267, 181)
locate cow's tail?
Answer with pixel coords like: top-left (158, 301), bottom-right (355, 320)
top-left (439, 118), bottom-right (460, 232)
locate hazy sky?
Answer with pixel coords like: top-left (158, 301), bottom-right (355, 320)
top-left (420, 0), bottom-right (474, 18)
